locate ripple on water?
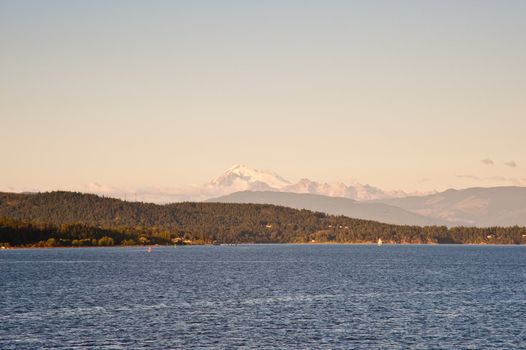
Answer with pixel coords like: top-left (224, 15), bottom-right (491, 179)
top-left (1, 245), bottom-right (526, 349)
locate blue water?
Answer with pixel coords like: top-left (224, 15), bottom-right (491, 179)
top-left (1, 245), bottom-right (526, 349)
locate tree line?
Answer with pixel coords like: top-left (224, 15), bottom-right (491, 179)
top-left (0, 191), bottom-right (525, 247)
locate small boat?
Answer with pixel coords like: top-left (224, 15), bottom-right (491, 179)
top-left (377, 238), bottom-right (383, 246)
top-left (147, 246), bottom-right (152, 253)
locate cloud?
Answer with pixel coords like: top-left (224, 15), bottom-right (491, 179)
top-left (0, 185), bottom-right (42, 193)
top-left (457, 175), bottom-right (524, 185)
top-left (481, 158), bottom-right (494, 165)
top-left (456, 175), bottom-right (481, 180)
top-left (85, 182), bottom-right (118, 194)
top-left (505, 160), bottom-right (517, 168)
top-left (81, 183), bottom-right (215, 203)
top-left (488, 176), bottom-right (507, 181)
top-left (482, 176), bottom-right (526, 186)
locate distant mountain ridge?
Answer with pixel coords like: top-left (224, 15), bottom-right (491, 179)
top-left (208, 191), bottom-right (447, 226)
top-left (377, 186), bottom-right (526, 227)
top-left (211, 186), bottom-right (526, 227)
top-left (206, 171), bottom-right (526, 226)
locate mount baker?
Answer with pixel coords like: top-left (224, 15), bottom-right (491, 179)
top-left (206, 164), bottom-right (414, 201)
top-left (87, 164), bottom-right (413, 203)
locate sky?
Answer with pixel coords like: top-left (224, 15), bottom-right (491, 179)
top-left (1, 0), bottom-right (525, 193)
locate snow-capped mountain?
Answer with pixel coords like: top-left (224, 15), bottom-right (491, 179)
top-left (78, 164), bottom-right (412, 203)
top-left (208, 164), bottom-right (291, 192)
top-left (204, 164), bottom-right (409, 201)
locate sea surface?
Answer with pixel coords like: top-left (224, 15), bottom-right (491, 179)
top-left (1, 244), bottom-right (526, 349)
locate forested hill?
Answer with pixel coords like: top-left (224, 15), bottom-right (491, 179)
top-left (1, 191), bottom-right (525, 247)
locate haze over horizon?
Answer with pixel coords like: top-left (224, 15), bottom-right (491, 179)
top-left (2, 0), bottom-right (525, 193)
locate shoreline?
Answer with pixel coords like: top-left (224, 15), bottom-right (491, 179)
top-left (2, 242), bottom-right (524, 250)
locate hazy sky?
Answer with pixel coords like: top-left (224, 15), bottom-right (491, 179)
top-left (1, 0), bottom-right (525, 192)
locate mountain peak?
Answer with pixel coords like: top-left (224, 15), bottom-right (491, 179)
top-left (224, 164), bottom-right (265, 177)
top-left (225, 164), bottom-right (249, 172)
top-left (209, 165), bottom-right (291, 190)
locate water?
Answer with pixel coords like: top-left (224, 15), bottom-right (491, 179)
top-left (1, 245), bottom-right (526, 349)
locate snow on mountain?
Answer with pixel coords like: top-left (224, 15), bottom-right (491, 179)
top-left (283, 179), bottom-right (355, 199)
top-left (75, 164), bottom-right (414, 203)
top-left (208, 164), bottom-right (291, 191)
top-left (203, 165), bottom-right (413, 201)
top-left (281, 178), bottom-right (408, 201)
